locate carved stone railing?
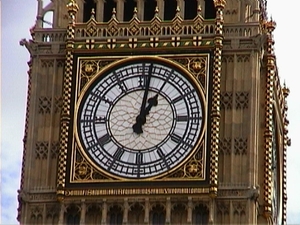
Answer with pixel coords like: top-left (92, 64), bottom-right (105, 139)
top-left (73, 19), bottom-right (216, 39)
top-left (33, 19), bottom-right (216, 43)
top-left (34, 28), bottom-right (67, 42)
top-left (33, 21), bottom-right (261, 43)
top-left (224, 23), bottom-right (260, 38)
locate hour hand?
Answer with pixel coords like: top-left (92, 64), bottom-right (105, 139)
top-left (132, 115), bottom-right (146, 134)
top-left (132, 94), bottom-right (158, 134)
top-left (145, 94), bottom-right (158, 115)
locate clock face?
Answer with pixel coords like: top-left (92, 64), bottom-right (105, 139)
top-left (76, 57), bottom-right (205, 179)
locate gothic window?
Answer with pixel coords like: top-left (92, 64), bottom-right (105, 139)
top-left (164, 0), bottom-right (177, 20)
top-left (151, 205), bottom-right (165, 225)
top-left (66, 205), bottom-right (80, 225)
top-left (204, 0), bottom-right (216, 19)
top-left (128, 203), bottom-right (144, 224)
top-left (144, 0), bottom-right (157, 21)
top-left (171, 204), bottom-right (187, 224)
top-left (84, 0), bottom-right (97, 22)
top-left (192, 204), bottom-right (209, 225)
top-left (104, 0), bottom-right (116, 22)
top-left (43, 11), bottom-right (53, 28)
top-left (184, 0), bottom-right (198, 19)
top-left (86, 204), bottom-right (102, 224)
top-left (66, 215), bottom-right (80, 225)
top-left (108, 205), bottom-right (123, 225)
top-left (124, 0), bottom-right (137, 21)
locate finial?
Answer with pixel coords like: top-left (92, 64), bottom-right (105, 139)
top-left (176, 6), bottom-right (180, 16)
top-left (112, 7), bottom-right (116, 19)
top-left (197, 4), bottom-right (202, 14)
top-left (265, 18), bottom-right (276, 33)
top-left (90, 8), bottom-right (95, 19)
top-left (67, 0), bottom-right (79, 13)
top-left (133, 7), bottom-right (138, 18)
top-left (155, 6), bottom-right (159, 16)
top-left (213, 0), bottom-right (226, 9)
top-left (282, 82), bottom-right (290, 98)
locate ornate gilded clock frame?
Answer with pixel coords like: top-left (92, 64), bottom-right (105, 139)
top-left (73, 55), bottom-right (207, 180)
top-left (61, 53), bottom-right (213, 198)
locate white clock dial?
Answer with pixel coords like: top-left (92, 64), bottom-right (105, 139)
top-left (76, 57), bottom-right (205, 179)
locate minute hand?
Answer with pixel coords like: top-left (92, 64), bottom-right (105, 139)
top-left (140, 63), bottom-right (153, 115)
top-left (132, 64), bottom-right (154, 134)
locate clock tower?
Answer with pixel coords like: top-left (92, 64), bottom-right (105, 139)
top-left (18, 0), bottom-right (289, 224)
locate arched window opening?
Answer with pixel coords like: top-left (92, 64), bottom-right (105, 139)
top-left (204, 0), bottom-right (216, 19)
top-left (128, 203), bottom-right (144, 224)
top-left (109, 205), bottom-right (123, 225)
top-left (86, 204), bottom-right (102, 224)
top-left (171, 204), bottom-right (187, 224)
top-left (104, 0), bottom-right (116, 22)
top-left (43, 11), bottom-right (53, 28)
top-left (66, 205), bottom-right (80, 225)
top-left (192, 204), bottom-right (209, 225)
top-left (184, 0), bottom-right (198, 19)
top-left (151, 205), bottom-right (165, 225)
top-left (164, 0), bottom-right (177, 21)
top-left (144, 0), bottom-right (157, 21)
top-left (124, 0), bottom-right (137, 21)
top-left (84, 0), bottom-right (97, 22)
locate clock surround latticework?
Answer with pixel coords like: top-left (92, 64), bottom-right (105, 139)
top-left (67, 54), bottom-right (211, 187)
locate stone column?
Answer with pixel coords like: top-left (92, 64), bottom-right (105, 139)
top-left (156, 0), bottom-right (164, 19)
top-left (80, 200), bottom-right (86, 225)
top-left (58, 202), bottom-right (65, 225)
top-left (197, 0), bottom-right (205, 17)
top-left (136, 0), bottom-right (144, 20)
top-left (177, 0), bottom-right (184, 18)
top-left (144, 198), bottom-right (149, 224)
top-left (123, 198), bottom-right (129, 224)
top-left (116, 0), bottom-right (125, 21)
top-left (166, 197), bottom-right (171, 224)
top-left (36, 0), bottom-right (43, 28)
top-left (77, 0), bottom-right (85, 23)
top-left (187, 197), bottom-right (193, 224)
top-left (101, 199), bottom-right (107, 225)
top-left (96, 0), bottom-right (105, 21)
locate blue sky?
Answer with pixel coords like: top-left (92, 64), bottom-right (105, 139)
top-left (1, 0), bottom-right (300, 224)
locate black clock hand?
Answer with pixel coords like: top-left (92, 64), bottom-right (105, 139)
top-left (133, 94), bottom-right (158, 134)
top-left (144, 94), bottom-right (158, 115)
top-left (133, 64), bottom-right (153, 134)
top-left (140, 63), bottom-right (153, 115)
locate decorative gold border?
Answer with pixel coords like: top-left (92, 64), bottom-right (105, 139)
top-left (70, 54), bottom-right (210, 182)
top-left (64, 187), bottom-right (210, 197)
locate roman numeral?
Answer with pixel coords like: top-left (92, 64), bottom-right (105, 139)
top-left (171, 89), bottom-right (196, 104)
top-left (113, 71), bottom-right (128, 93)
top-left (176, 115), bottom-right (202, 122)
top-left (95, 116), bottom-right (106, 124)
top-left (171, 95), bottom-right (184, 104)
top-left (136, 152), bottom-right (143, 164)
top-left (176, 115), bottom-right (189, 122)
top-left (98, 133), bottom-right (111, 146)
top-left (90, 92), bottom-right (113, 105)
top-left (113, 147), bottom-right (125, 160)
top-left (170, 133), bottom-right (182, 144)
top-left (138, 64), bottom-right (147, 88)
top-left (158, 69), bottom-right (174, 92)
top-left (157, 147), bottom-right (171, 170)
